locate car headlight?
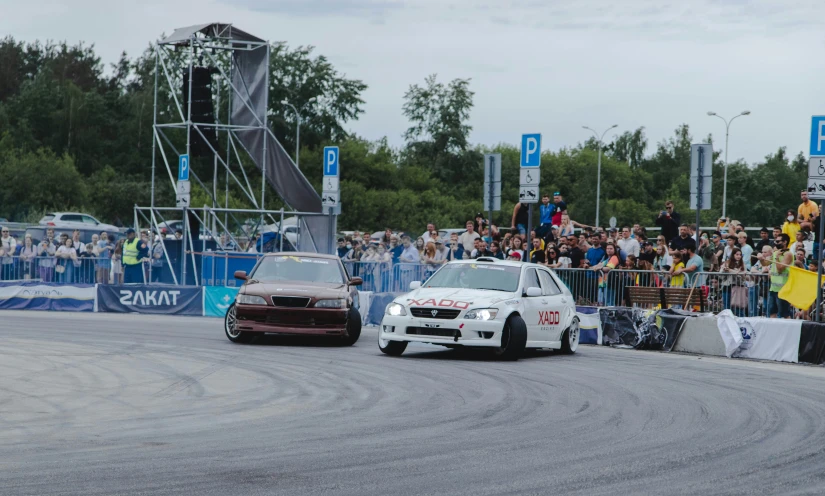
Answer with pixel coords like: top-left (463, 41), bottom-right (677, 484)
top-left (236, 294), bottom-right (267, 305)
top-left (385, 302), bottom-right (407, 316)
top-left (315, 298), bottom-right (347, 309)
top-left (465, 308), bottom-right (498, 321)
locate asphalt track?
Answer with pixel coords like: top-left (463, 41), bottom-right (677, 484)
top-left (2, 312), bottom-right (825, 496)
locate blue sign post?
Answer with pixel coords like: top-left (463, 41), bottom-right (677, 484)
top-left (178, 154), bottom-right (190, 181)
top-left (810, 116), bottom-right (825, 157)
top-left (323, 146), bottom-right (339, 176)
top-left (520, 133), bottom-right (542, 167)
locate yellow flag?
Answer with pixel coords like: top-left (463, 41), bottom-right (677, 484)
top-left (777, 266), bottom-right (825, 310)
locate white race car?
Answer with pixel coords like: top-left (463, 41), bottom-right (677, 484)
top-left (378, 257), bottom-right (579, 360)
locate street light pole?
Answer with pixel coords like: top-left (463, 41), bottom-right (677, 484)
top-left (583, 124), bottom-right (618, 227)
top-left (706, 110), bottom-right (751, 219)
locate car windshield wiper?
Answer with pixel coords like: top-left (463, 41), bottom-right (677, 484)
top-left (473, 287), bottom-right (507, 292)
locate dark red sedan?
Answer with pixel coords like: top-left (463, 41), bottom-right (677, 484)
top-left (224, 253), bottom-right (363, 345)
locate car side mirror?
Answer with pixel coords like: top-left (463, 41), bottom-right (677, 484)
top-left (409, 281), bottom-right (422, 290)
top-left (350, 277), bottom-right (363, 286)
top-left (234, 270), bottom-right (248, 281)
top-left (524, 287), bottom-right (542, 298)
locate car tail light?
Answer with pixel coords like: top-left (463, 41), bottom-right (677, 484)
top-left (47, 222), bottom-right (55, 226)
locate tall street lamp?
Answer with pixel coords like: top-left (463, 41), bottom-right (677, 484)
top-left (281, 97), bottom-right (316, 169)
top-left (707, 110), bottom-right (751, 218)
top-left (583, 124), bottom-right (618, 227)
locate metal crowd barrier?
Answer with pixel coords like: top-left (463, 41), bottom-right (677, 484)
top-left (0, 255), bottom-right (152, 285)
top-left (553, 268), bottom-right (774, 317)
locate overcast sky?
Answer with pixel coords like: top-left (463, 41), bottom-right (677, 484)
top-left (2, 0), bottom-right (823, 165)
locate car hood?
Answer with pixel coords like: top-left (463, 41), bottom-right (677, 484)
top-left (242, 280), bottom-right (349, 299)
top-left (400, 287), bottom-right (518, 308)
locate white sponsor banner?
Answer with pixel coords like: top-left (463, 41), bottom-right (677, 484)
top-left (0, 284), bottom-right (96, 301)
top-left (718, 310), bottom-right (801, 363)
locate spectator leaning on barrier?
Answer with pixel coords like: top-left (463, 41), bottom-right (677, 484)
top-left (122, 228), bottom-right (149, 284)
top-left (565, 234), bottom-right (585, 268)
top-left (618, 226), bottom-right (640, 257)
top-left (767, 233), bottom-right (793, 318)
top-left (682, 244), bottom-right (704, 287)
top-left (737, 232), bottom-right (753, 269)
top-left (150, 234), bottom-right (165, 283)
top-left (96, 232), bottom-right (113, 284)
top-left (655, 200), bottom-right (681, 242)
top-left (0, 226), bottom-right (14, 280)
top-left (698, 232), bottom-right (715, 270)
top-left (19, 235), bottom-right (36, 280)
top-left (337, 238), bottom-right (347, 258)
top-left (669, 224), bottom-right (696, 256)
top-left (458, 220), bottom-right (480, 252)
top-left (444, 232), bottom-right (463, 261)
top-left (754, 228), bottom-right (771, 266)
top-left (79, 243), bottom-right (95, 283)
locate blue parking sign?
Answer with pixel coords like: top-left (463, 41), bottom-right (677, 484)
top-left (323, 146), bottom-right (339, 177)
top-left (811, 116), bottom-right (825, 157)
top-left (178, 154), bottom-right (190, 181)
top-left (520, 134), bottom-right (542, 167)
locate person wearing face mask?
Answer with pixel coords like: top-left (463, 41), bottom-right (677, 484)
top-left (782, 210), bottom-right (801, 241)
top-left (768, 233), bottom-right (793, 318)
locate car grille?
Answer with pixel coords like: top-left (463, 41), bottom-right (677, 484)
top-left (271, 296), bottom-right (311, 308)
top-left (264, 313), bottom-right (345, 327)
top-left (409, 308), bottom-right (461, 319)
top-left (406, 327), bottom-right (462, 338)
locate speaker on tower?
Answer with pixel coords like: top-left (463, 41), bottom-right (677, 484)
top-left (182, 66), bottom-right (219, 157)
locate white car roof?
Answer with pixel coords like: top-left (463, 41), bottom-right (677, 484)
top-left (445, 258), bottom-right (544, 270)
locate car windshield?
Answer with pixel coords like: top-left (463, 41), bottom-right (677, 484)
top-left (423, 263), bottom-right (521, 292)
top-left (252, 256), bottom-right (345, 284)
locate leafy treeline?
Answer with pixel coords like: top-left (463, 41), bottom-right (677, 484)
top-left (0, 36), bottom-right (808, 231)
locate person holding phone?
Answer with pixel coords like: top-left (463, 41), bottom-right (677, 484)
top-left (655, 200), bottom-right (681, 242)
top-left (799, 190), bottom-right (820, 224)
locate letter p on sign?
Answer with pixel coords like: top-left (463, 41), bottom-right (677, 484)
top-left (323, 146), bottom-right (339, 177)
top-left (520, 133), bottom-right (542, 167)
top-left (810, 116), bottom-right (825, 157)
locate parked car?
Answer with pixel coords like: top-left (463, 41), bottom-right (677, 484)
top-left (39, 212), bottom-right (119, 232)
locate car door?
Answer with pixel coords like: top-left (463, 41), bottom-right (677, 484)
top-left (520, 268), bottom-right (546, 343)
top-left (538, 269), bottom-right (568, 342)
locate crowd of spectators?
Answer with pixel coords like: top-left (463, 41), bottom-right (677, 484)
top-left (2, 189), bottom-right (822, 319)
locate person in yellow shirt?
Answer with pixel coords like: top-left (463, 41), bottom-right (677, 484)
top-left (798, 190), bottom-right (820, 224)
top-left (669, 251), bottom-right (685, 288)
top-left (782, 210), bottom-right (801, 241)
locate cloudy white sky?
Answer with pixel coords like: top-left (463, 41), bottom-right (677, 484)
top-left (2, 0), bottom-right (823, 164)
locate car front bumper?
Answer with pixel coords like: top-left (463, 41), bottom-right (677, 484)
top-left (379, 315), bottom-right (506, 347)
top-left (235, 304), bottom-right (349, 336)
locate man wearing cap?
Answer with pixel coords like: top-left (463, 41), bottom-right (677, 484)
top-left (551, 192), bottom-right (567, 227)
top-left (122, 228), bottom-right (149, 284)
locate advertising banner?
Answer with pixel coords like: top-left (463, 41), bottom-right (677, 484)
top-left (97, 285), bottom-right (202, 315)
top-left (204, 286), bottom-right (239, 317)
top-left (717, 310), bottom-right (802, 363)
top-left (0, 282), bottom-right (95, 312)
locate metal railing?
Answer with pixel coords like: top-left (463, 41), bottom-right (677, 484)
top-left (553, 267), bottom-right (774, 317)
top-left (0, 255), bottom-right (158, 285)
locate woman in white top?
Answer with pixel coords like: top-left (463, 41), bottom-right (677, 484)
top-left (559, 213), bottom-right (590, 237)
top-left (19, 235), bottom-right (37, 280)
top-left (56, 238), bottom-right (78, 284)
